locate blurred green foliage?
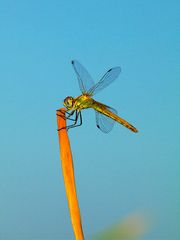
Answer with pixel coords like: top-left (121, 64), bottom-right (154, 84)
top-left (92, 212), bottom-right (149, 240)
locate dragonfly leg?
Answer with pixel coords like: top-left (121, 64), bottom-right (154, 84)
top-left (57, 111), bottom-right (82, 131)
top-left (67, 111), bottom-right (82, 130)
top-left (66, 111), bottom-right (77, 121)
top-left (56, 109), bottom-right (66, 120)
top-left (56, 109), bottom-right (76, 121)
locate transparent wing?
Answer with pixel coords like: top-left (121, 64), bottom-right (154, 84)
top-left (95, 106), bottom-right (118, 133)
top-left (88, 66), bottom-right (121, 96)
top-left (71, 60), bottom-right (95, 94)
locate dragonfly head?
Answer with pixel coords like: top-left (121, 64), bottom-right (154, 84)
top-left (63, 96), bottom-right (74, 110)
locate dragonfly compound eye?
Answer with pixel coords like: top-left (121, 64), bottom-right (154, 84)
top-left (64, 96), bottom-right (74, 109)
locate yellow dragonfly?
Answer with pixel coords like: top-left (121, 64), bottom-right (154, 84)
top-left (57, 60), bottom-right (138, 133)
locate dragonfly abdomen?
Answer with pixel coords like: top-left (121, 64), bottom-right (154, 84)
top-left (93, 101), bottom-right (138, 133)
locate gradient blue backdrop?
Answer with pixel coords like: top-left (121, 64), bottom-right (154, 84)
top-left (0, 1), bottom-right (179, 239)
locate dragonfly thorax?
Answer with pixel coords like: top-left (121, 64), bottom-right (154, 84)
top-left (64, 96), bottom-right (74, 110)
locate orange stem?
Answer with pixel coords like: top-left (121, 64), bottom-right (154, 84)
top-left (56, 108), bottom-right (84, 240)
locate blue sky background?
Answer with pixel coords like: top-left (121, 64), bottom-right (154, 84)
top-left (0, 0), bottom-right (179, 239)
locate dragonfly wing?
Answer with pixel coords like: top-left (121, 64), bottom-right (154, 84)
top-left (88, 66), bottom-right (121, 96)
top-left (95, 106), bottom-right (118, 133)
top-left (72, 60), bottom-right (95, 94)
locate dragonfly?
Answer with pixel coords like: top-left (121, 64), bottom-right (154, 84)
top-left (57, 60), bottom-right (138, 133)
